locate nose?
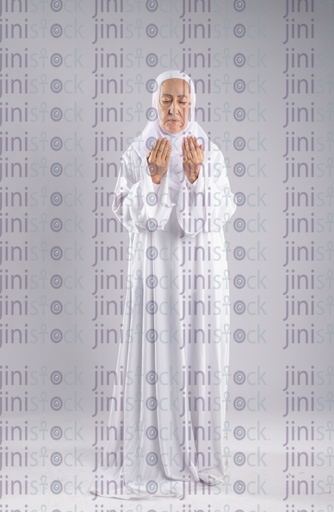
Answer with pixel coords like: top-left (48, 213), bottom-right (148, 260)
top-left (169, 98), bottom-right (178, 115)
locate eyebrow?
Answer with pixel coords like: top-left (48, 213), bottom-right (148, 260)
top-left (160, 93), bottom-right (189, 98)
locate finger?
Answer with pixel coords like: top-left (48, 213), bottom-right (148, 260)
top-left (160, 137), bottom-right (168, 151)
top-left (195, 140), bottom-right (204, 154)
top-left (161, 139), bottom-right (170, 160)
top-left (190, 136), bottom-right (198, 149)
top-left (185, 137), bottom-right (196, 161)
top-left (152, 137), bottom-right (163, 160)
top-left (182, 138), bottom-right (190, 160)
top-left (164, 145), bottom-right (172, 166)
top-left (187, 137), bottom-right (195, 154)
top-left (191, 136), bottom-right (200, 153)
top-left (190, 137), bottom-right (203, 162)
top-left (186, 135), bottom-right (195, 150)
top-left (151, 138), bottom-right (161, 160)
top-left (156, 139), bottom-right (167, 163)
top-left (157, 138), bottom-right (168, 159)
top-left (198, 143), bottom-right (204, 158)
top-left (183, 136), bottom-right (191, 153)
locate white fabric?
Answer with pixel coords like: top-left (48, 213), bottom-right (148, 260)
top-left (131, 70), bottom-right (212, 198)
top-left (89, 70), bottom-right (237, 499)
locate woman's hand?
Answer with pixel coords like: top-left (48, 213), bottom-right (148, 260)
top-left (146, 138), bottom-right (171, 184)
top-left (182, 135), bottom-right (204, 184)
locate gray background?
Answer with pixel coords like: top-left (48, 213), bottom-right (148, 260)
top-left (2, 0), bottom-right (333, 509)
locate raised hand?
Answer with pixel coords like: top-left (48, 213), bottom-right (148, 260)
top-left (182, 135), bottom-right (204, 184)
top-left (146, 138), bottom-right (171, 184)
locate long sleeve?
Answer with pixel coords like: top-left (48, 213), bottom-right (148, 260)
top-left (175, 149), bottom-right (237, 237)
top-left (112, 148), bottom-right (174, 233)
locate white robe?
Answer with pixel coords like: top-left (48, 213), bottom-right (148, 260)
top-left (89, 137), bottom-right (237, 499)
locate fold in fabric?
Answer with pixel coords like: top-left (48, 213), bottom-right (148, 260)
top-left (89, 70), bottom-right (237, 500)
top-left (112, 143), bottom-right (236, 237)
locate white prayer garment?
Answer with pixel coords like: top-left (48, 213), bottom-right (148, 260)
top-left (89, 70), bottom-right (237, 500)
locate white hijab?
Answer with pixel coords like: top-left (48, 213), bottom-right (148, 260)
top-left (131, 70), bottom-right (211, 187)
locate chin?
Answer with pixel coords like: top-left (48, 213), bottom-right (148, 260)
top-left (168, 128), bottom-right (183, 134)
top-left (163, 123), bottom-right (184, 134)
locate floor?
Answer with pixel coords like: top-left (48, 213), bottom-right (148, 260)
top-left (3, 412), bottom-right (332, 511)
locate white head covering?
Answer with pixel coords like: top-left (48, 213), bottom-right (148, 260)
top-left (151, 70), bottom-right (197, 126)
top-left (132, 70), bottom-right (210, 160)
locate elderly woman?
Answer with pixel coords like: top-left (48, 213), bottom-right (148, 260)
top-left (90, 70), bottom-right (237, 500)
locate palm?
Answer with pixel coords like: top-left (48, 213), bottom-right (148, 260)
top-left (182, 135), bottom-right (204, 183)
top-left (147, 138), bottom-right (171, 184)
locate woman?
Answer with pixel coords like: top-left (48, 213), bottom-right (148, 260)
top-left (90, 70), bottom-right (237, 500)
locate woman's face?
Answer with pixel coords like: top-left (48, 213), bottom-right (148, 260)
top-left (158, 78), bottom-right (191, 134)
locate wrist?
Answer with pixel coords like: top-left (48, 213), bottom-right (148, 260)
top-left (151, 177), bottom-right (162, 184)
top-left (186, 174), bottom-right (199, 184)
